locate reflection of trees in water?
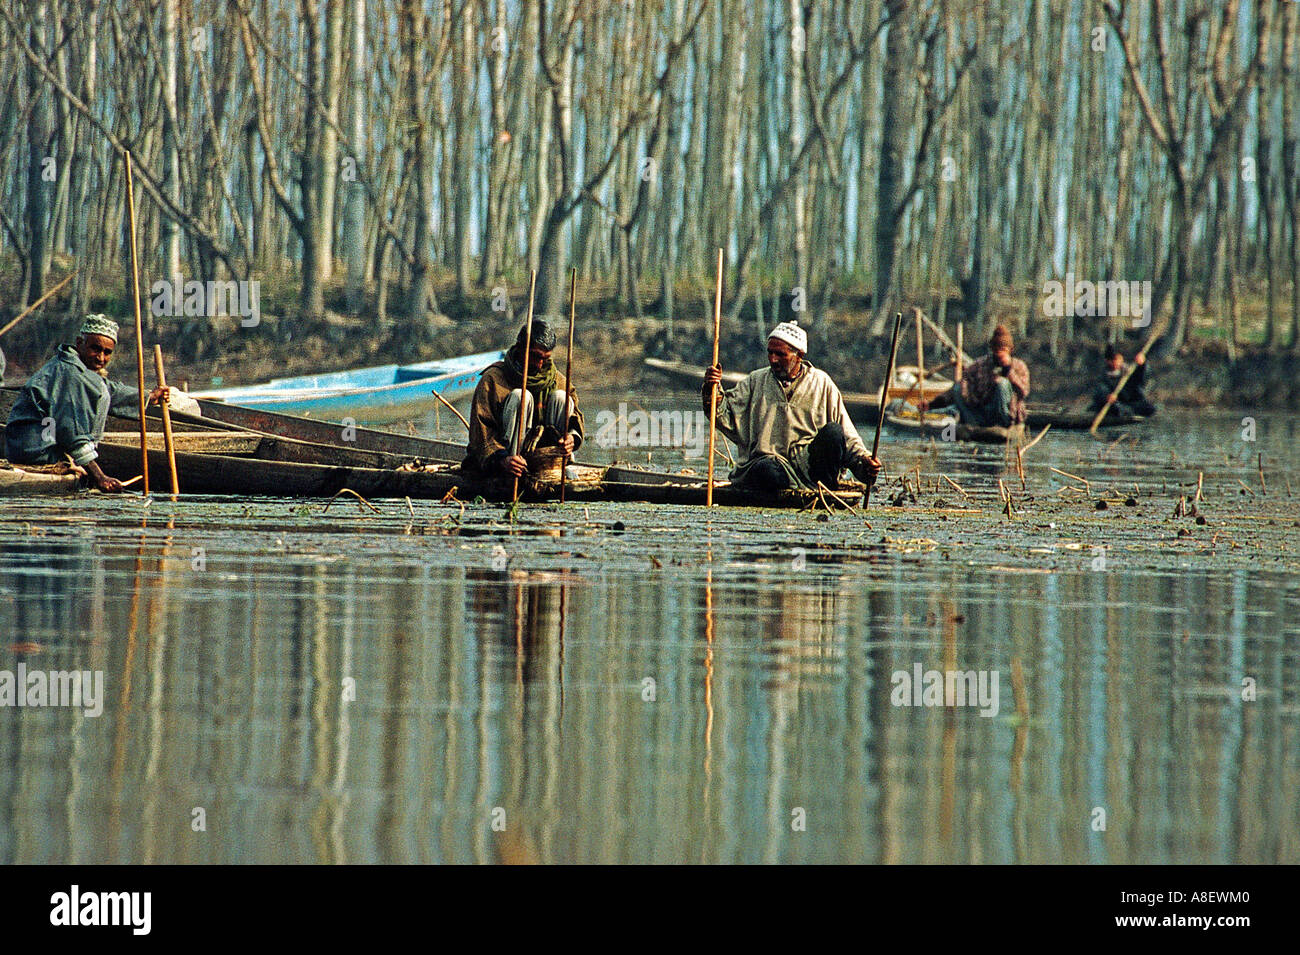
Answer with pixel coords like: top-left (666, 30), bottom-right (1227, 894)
top-left (5, 539), bottom-right (104, 649)
top-left (466, 568), bottom-right (571, 863)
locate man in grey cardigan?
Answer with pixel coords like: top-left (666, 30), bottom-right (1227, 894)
top-left (5, 314), bottom-right (198, 491)
top-left (702, 321), bottom-right (882, 492)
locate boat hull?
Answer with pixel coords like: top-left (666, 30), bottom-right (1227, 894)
top-left (0, 461), bottom-right (82, 496)
top-left (194, 350), bottom-right (502, 422)
top-left (1024, 408), bottom-right (1148, 430)
top-left (884, 411), bottom-right (1025, 444)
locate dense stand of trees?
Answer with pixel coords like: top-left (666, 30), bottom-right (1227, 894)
top-left (1, 0), bottom-right (1297, 359)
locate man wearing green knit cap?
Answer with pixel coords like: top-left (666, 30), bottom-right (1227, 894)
top-left (464, 320), bottom-right (584, 480)
top-left (4, 314), bottom-right (198, 492)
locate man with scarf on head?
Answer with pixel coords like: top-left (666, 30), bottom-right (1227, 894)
top-left (464, 320), bottom-right (584, 480)
top-left (702, 321), bottom-right (882, 493)
top-left (920, 323), bottom-right (1030, 428)
top-left (4, 314), bottom-right (199, 492)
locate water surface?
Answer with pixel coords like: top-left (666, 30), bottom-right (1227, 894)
top-left (2, 404), bottom-right (1297, 863)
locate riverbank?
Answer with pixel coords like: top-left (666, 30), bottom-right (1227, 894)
top-left (2, 271), bottom-right (1295, 410)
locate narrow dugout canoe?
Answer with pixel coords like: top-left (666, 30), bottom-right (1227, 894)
top-left (601, 464), bottom-right (865, 509)
top-left (2, 385), bottom-right (466, 461)
top-left (0, 460), bottom-right (82, 496)
top-left (94, 440), bottom-right (607, 502)
top-left (100, 429), bottom-right (444, 471)
top-left (1024, 407), bottom-right (1148, 430)
top-left (86, 440), bottom-right (859, 509)
top-left (883, 410), bottom-right (1025, 444)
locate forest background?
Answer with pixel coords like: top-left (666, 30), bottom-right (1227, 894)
top-left (1, 0), bottom-right (1297, 408)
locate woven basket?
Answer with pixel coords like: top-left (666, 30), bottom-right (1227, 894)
top-left (525, 447), bottom-right (566, 486)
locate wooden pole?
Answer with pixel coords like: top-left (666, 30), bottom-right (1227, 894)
top-left (152, 345), bottom-right (180, 496)
top-left (560, 267), bottom-right (577, 503)
top-left (865, 312), bottom-right (905, 507)
top-left (955, 321), bottom-right (964, 382)
top-left (431, 389), bottom-right (470, 430)
top-left (125, 151), bottom-right (149, 495)
top-left (914, 307), bottom-right (925, 424)
top-left (902, 358), bottom-right (956, 412)
top-left (1089, 330), bottom-right (1160, 434)
top-left (0, 270), bottom-right (78, 338)
top-left (706, 248), bottom-right (723, 507)
top-left (916, 308), bottom-right (973, 367)
top-left (512, 269), bottom-right (537, 503)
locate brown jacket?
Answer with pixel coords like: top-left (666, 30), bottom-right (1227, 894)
top-left (464, 361), bottom-right (583, 472)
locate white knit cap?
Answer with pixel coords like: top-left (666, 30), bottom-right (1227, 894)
top-left (79, 314), bottom-right (119, 342)
top-left (768, 321), bottom-right (807, 354)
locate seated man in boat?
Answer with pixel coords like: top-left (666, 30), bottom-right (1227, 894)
top-left (919, 324), bottom-right (1029, 428)
top-left (464, 320), bottom-right (583, 480)
top-left (4, 314), bottom-right (198, 492)
top-left (1090, 344), bottom-right (1155, 418)
top-left (702, 321), bottom-right (882, 492)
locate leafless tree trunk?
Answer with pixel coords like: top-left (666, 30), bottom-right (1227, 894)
top-left (343, 0), bottom-right (367, 311)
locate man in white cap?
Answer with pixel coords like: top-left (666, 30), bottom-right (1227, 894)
top-left (702, 321), bottom-right (882, 493)
top-left (4, 314), bottom-right (198, 492)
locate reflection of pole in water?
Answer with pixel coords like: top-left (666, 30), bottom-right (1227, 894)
top-left (309, 564), bottom-right (351, 864)
top-left (142, 520), bottom-right (174, 864)
top-left (109, 530), bottom-right (147, 855)
top-left (701, 527), bottom-right (716, 863)
top-left (704, 542), bottom-right (715, 772)
top-left (941, 601), bottom-right (956, 847)
top-left (514, 579), bottom-right (526, 691)
top-left (558, 580), bottom-right (567, 719)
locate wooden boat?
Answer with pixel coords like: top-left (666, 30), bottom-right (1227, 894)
top-left (99, 429), bottom-right (442, 470)
top-left (4, 387), bottom-right (859, 509)
top-left (0, 460), bottom-right (82, 496)
top-left (93, 439), bottom-right (607, 502)
top-left (642, 357), bottom-right (950, 418)
top-left (883, 408), bottom-right (1025, 444)
top-left (602, 464), bottom-right (865, 509)
top-left (193, 349), bottom-right (502, 423)
top-left (84, 436), bottom-right (857, 509)
top-left (644, 357), bottom-right (746, 388)
top-left (1024, 406), bottom-right (1148, 430)
top-left (131, 397), bottom-right (464, 460)
top-left (2, 384), bottom-right (465, 462)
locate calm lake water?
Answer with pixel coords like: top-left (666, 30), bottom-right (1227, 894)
top-left (2, 400), bottom-right (1297, 863)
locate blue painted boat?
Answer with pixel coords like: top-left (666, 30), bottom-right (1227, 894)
top-left (195, 350), bottom-right (504, 423)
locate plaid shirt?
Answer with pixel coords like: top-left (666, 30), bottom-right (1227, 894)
top-left (961, 355), bottom-right (1030, 423)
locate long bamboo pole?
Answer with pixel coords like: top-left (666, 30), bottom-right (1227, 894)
top-left (915, 307), bottom-right (925, 424)
top-left (1089, 330), bottom-right (1160, 434)
top-left (706, 248), bottom-right (723, 507)
top-left (152, 345), bottom-right (180, 496)
top-left (124, 151), bottom-right (149, 495)
top-left (0, 270), bottom-right (78, 338)
top-left (431, 389), bottom-right (470, 430)
top-left (865, 311), bottom-right (905, 508)
top-left (955, 321), bottom-right (964, 382)
top-left (560, 267), bottom-right (577, 503)
top-left (512, 269), bottom-right (537, 503)
top-left (916, 309), bottom-right (973, 367)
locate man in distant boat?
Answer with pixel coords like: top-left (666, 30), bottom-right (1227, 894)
top-left (4, 314), bottom-right (198, 492)
top-left (702, 321), bottom-right (882, 492)
top-left (464, 320), bottom-right (583, 480)
top-left (1090, 343), bottom-right (1155, 418)
top-left (919, 324), bottom-right (1029, 428)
